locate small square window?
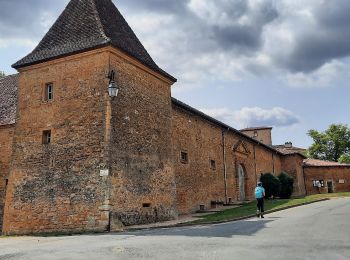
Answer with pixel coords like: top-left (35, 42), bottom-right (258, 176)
top-left (42, 130), bottom-right (52, 145)
top-left (142, 203), bottom-right (151, 208)
top-left (180, 151), bottom-right (188, 164)
top-left (210, 159), bottom-right (216, 170)
top-left (45, 83), bottom-right (54, 101)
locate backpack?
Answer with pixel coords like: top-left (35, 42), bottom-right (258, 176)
top-left (255, 187), bottom-right (264, 199)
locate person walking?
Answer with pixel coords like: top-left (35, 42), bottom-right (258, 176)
top-left (255, 182), bottom-right (265, 218)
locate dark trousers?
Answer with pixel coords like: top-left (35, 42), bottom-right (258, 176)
top-left (257, 198), bottom-right (264, 213)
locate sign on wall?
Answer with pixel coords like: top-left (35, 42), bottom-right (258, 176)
top-left (313, 180), bottom-right (324, 187)
top-left (339, 179), bottom-right (345, 184)
top-left (100, 169), bottom-right (109, 177)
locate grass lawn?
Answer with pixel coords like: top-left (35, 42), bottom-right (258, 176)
top-left (191, 192), bottom-right (350, 224)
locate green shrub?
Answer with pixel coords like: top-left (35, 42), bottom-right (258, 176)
top-left (260, 173), bottom-right (281, 198)
top-left (278, 172), bottom-right (294, 199)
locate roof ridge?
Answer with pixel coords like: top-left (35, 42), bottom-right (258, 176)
top-left (241, 126), bottom-right (273, 131)
top-left (171, 97), bottom-right (302, 157)
top-left (90, 0), bottom-right (110, 43)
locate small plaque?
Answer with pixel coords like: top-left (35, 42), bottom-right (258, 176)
top-left (339, 179), bottom-right (345, 184)
top-left (100, 169), bottom-right (109, 177)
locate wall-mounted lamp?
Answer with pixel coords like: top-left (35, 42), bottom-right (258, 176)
top-left (108, 70), bottom-right (119, 98)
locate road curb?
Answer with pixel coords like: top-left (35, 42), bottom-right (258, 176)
top-left (124, 198), bottom-right (330, 232)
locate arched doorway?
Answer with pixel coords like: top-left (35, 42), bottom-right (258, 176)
top-left (238, 164), bottom-right (245, 201)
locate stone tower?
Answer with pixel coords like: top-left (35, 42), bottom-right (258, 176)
top-left (3, 0), bottom-right (177, 235)
top-left (240, 127), bottom-right (273, 146)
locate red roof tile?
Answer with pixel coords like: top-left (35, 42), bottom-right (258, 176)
top-left (303, 158), bottom-right (350, 167)
top-left (274, 145), bottom-right (306, 156)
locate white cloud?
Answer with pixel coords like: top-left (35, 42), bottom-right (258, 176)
top-left (0, 38), bottom-right (37, 49)
top-left (188, 0), bottom-right (246, 26)
top-left (286, 60), bottom-right (349, 88)
top-left (2, 0), bottom-right (350, 90)
top-left (200, 106), bottom-right (300, 129)
top-left (128, 13), bottom-right (175, 34)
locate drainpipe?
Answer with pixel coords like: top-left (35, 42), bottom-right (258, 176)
top-left (303, 165), bottom-right (308, 196)
top-left (222, 129), bottom-right (228, 204)
top-left (104, 91), bottom-right (113, 232)
top-left (253, 145), bottom-right (258, 184)
top-left (103, 56), bottom-right (117, 232)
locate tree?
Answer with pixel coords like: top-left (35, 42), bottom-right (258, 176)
top-left (308, 124), bottom-right (350, 162)
top-left (278, 172), bottom-right (294, 199)
top-left (339, 154), bottom-right (350, 164)
top-left (0, 71), bottom-right (5, 78)
top-left (260, 173), bottom-right (281, 198)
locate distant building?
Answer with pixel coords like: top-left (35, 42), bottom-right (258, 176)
top-left (303, 159), bottom-right (350, 195)
top-left (274, 142), bottom-right (307, 156)
top-left (240, 127), bottom-right (273, 145)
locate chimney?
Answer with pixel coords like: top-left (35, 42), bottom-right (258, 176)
top-left (285, 142), bottom-right (293, 148)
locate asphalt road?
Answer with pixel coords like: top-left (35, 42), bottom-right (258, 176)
top-left (1, 198), bottom-right (349, 260)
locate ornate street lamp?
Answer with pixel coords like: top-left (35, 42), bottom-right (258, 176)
top-left (108, 70), bottom-right (119, 98)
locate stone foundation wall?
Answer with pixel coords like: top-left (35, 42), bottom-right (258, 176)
top-left (304, 166), bottom-right (350, 195)
top-left (3, 50), bottom-right (111, 235)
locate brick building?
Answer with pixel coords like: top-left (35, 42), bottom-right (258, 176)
top-left (240, 127), bottom-right (273, 146)
top-left (0, 0), bottom-right (348, 235)
top-left (303, 159), bottom-right (350, 195)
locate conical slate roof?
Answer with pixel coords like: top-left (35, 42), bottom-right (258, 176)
top-left (12, 0), bottom-right (176, 82)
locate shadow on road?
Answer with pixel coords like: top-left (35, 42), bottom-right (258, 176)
top-left (120, 219), bottom-right (274, 238)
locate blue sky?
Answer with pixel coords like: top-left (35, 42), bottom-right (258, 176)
top-left (1, 0), bottom-right (350, 148)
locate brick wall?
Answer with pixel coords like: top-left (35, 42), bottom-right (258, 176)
top-left (3, 49), bottom-right (112, 235)
top-left (0, 124), bottom-right (14, 232)
top-left (107, 50), bottom-right (177, 228)
top-left (3, 46), bottom-right (178, 234)
top-left (241, 128), bottom-right (272, 146)
top-left (304, 166), bottom-right (350, 195)
top-left (172, 104), bottom-right (287, 215)
top-left (254, 145), bottom-right (281, 176)
top-left (172, 105), bottom-right (226, 214)
top-left (281, 155), bottom-right (306, 197)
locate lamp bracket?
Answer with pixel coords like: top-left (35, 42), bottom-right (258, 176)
top-left (108, 70), bottom-right (116, 84)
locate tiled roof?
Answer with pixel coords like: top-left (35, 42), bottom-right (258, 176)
top-left (12, 0), bottom-right (176, 82)
top-left (0, 74), bottom-right (18, 126)
top-left (304, 158), bottom-right (350, 167)
top-left (172, 98), bottom-right (286, 156)
top-left (274, 145), bottom-right (307, 156)
top-left (240, 126), bottom-right (273, 131)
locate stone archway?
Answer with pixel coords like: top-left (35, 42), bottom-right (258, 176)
top-left (238, 164), bottom-right (246, 201)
